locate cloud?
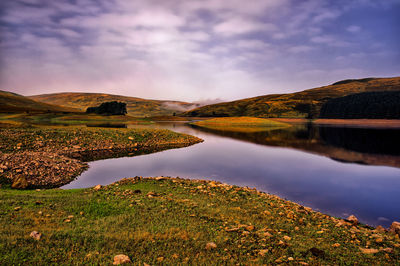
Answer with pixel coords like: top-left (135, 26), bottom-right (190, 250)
top-left (214, 18), bottom-right (276, 36)
top-left (0, 0), bottom-right (398, 101)
top-left (347, 25), bottom-right (361, 33)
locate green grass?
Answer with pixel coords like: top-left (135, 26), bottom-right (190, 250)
top-left (0, 177), bottom-right (399, 265)
top-left (192, 117), bottom-right (290, 132)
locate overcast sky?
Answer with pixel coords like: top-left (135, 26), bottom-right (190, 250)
top-left (0, 0), bottom-right (399, 102)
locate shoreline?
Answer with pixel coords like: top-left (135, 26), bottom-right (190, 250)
top-left (0, 126), bottom-right (203, 188)
top-left (1, 176), bottom-right (399, 264)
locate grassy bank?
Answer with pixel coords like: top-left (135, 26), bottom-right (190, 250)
top-left (0, 126), bottom-right (202, 188)
top-left (0, 177), bottom-right (399, 265)
top-left (192, 117), bottom-right (290, 132)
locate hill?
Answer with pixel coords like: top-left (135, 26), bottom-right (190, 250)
top-left (181, 77), bottom-right (400, 118)
top-left (320, 91), bottom-right (400, 119)
top-left (0, 90), bottom-right (79, 113)
top-left (29, 93), bottom-right (200, 117)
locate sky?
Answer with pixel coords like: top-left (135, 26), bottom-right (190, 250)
top-left (0, 0), bottom-right (399, 102)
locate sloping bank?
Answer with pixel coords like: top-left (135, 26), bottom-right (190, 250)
top-left (0, 126), bottom-right (203, 188)
top-left (0, 177), bottom-right (399, 264)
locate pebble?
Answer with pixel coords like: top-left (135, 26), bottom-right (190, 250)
top-left (205, 242), bottom-right (217, 250)
top-left (113, 254), bottom-right (131, 265)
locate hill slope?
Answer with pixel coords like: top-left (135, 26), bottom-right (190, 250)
top-left (0, 90), bottom-right (79, 113)
top-left (30, 93), bottom-right (199, 117)
top-left (182, 77), bottom-right (400, 118)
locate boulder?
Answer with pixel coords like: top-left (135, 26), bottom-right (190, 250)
top-left (113, 254), bottom-right (131, 265)
top-left (205, 242), bottom-right (217, 250)
top-left (347, 215), bottom-right (358, 225)
top-left (12, 175), bottom-right (28, 189)
top-left (389, 221), bottom-right (400, 235)
top-left (30, 231), bottom-right (42, 240)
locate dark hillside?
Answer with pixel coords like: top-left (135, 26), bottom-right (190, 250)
top-left (320, 91), bottom-right (400, 119)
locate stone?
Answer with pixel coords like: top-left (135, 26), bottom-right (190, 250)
top-left (12, 176), bottom-right (28, 189)
top-left (359, 248), bottom-right (379, 254)
top-left (113, 254), bottom-right (131, 265)
top-left (308, 247), bottom-right (325, 258)
top-left (258, 249), bottom-right (269, 256)
top-left (93, 184), bottom-right (102, 191)
top-left (147, 191), bottom-right (158, 198)
top-left (205, 242), bottom-right (217, 250)
top-left (347, 215), bottom-right (359, 225)
top-left (382, 248), bottom-right (393, 253)
top-left (246, 225), bottom-right (255, 231)
top-left (375, 225), bottom-right (386, 233)
top-left (30, 231), bottom-right (42, 240)
top-left (389, 221), bottom-right (400, 235)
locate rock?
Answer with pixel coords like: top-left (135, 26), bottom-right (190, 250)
top-left (113, 254), bottom-right (131, 265)
top-left (147, 191), bottom-right (158, 198)
top-left (347, 215), bottom-right (359, 225)
top-left (205, 242), bottom-right (217, 250)
top-left (258, 249), bottom-right (269, 256)
top-left (389, 221), bottom-right (400, 235)
top-left (30, 231), bottom-right (42, 240)
top-left (225, 227), bottom-right (240, 232)
top-left (93, 184), bottom-right (102, 191)
top-left (246, 225), bottom-right (255, 231)
top-left (359, 248), bottom-right (379, 254)
top-left (382, 248), bottom-right (393, 253)
top-left (12, 176), bottom-right (28, 189)
top-left (375, 225), bottom-right (386, 233)
top-left (308, 247), bottom-right (325, 258)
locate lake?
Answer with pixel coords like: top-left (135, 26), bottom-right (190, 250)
top-left (62, 122), bottom-right (400, 228)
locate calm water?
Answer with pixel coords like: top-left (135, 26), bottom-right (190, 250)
top-left (62, 122), bottom-right (400, 227)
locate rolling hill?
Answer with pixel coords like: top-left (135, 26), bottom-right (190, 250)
top-left (0, 90), bottom-right (79, 113)
top-left (181, 77), bottom-right (400, 118)
top-left (29, 93), bottom-right (200, 117)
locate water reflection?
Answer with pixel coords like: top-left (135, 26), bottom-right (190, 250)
top-left (191, 124), bottom-right (400, 168)
top-left (63, 122), bottom-right (400, 227)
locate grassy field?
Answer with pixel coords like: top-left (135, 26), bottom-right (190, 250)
top-left (29, 92), bottom-right (199, 117)
top-left (191, 117), bottom-right (291, 132)
top-left (0, 90), bottom-right (79, 113)
top-left (0, 177), bottom-right (399, 265)
top-left (182, 77), bottom-right (400, 118)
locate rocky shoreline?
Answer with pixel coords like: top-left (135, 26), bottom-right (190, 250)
top-left (0, 127), bottom-right (202, 188)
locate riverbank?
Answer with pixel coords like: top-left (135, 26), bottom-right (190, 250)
top-left (0, 126), bottom-right (202, 188)
top-left (0, 177), bottom-right (399, 264)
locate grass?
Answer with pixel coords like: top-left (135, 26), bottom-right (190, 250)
top-left (191, 117), bottom-right (291, 132)
top-left (29, 92), bottom-right (198, 117)
top-left (182, 77), bottom-right (400, 118)
top-left (0, 113), bottom-right (153, 127)
top-left (0, 177), bottom-right (399, 265)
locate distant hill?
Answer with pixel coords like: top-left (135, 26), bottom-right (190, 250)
top-left (320, 91), bottom-right (400, 119)
top-left (29, 93), bottom-right (200, 117)
top-left (0, 90), bottom-right (79, 113)
top-left (181, 77), bottom-right (400, 118)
